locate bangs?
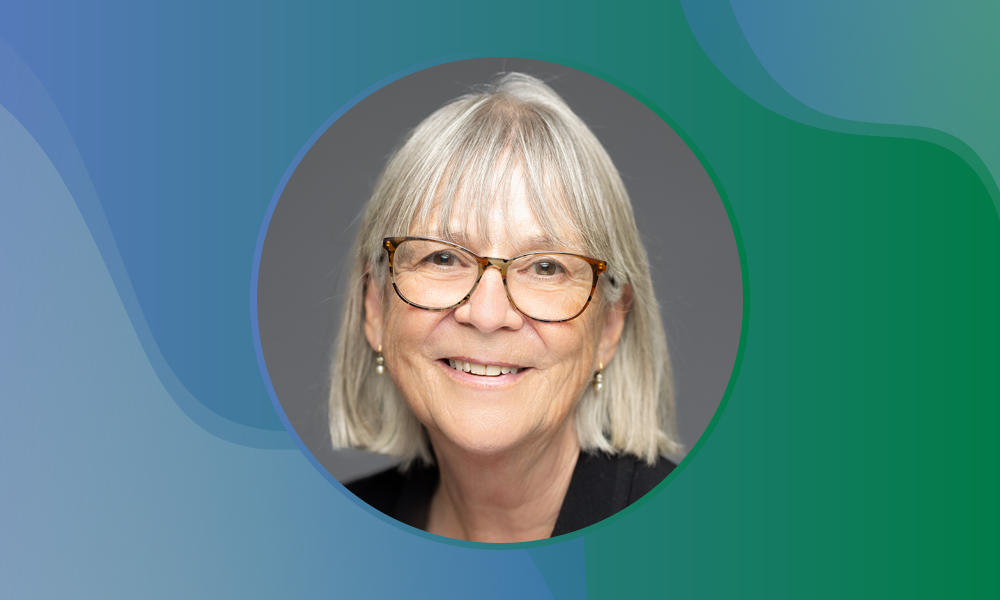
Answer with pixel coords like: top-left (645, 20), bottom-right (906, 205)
top-left (378, 94), bottom-right (596, 256)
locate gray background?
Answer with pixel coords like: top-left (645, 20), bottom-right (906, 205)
top-left (258, 58), bottom-right (743, 483)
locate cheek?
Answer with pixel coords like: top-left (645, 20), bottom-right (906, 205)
top-left (541, 317), bottom-right (603, 372)
top-left (378, 303), bottom-right (451, 411)
top-left (383, 323), bottom-right (424, 369)
top-left (381, 294), bottom-right (437, 348)
top-left (378, 305), bottom-right (421, 374)
top-left (529, 320), bottom-right (604, 415)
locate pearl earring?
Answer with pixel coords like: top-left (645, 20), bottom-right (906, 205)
top-left (592, 362), bottom-right (603, 392)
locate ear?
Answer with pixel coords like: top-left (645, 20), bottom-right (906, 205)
top-left (363, 271), bottom-right (385, 352)
top-left (596, 285), bottom-right (632, 368)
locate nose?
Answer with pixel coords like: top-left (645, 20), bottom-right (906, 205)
top-left (453, 266), bottom-right (524, 333)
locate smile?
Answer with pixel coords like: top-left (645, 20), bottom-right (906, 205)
top-left (447, 359), bottom-right (521, 377)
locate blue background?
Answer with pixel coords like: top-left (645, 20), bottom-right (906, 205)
top-left (1, 1), bottom-right (997, 597)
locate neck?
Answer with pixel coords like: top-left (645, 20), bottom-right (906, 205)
top-left (425, 422), bottom-right (581, 543)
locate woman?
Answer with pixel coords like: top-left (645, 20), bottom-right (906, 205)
top-left (329, 72), bottom-right (683, 542)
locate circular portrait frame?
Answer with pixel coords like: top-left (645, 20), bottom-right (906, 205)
top-left (253, 57), bottom-right (746, 544)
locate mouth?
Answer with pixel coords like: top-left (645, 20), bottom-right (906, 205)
top-left (443, 358), bottom-right (525, 378)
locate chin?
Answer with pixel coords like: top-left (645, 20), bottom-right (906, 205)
top-left (433, 412), bottom-right (539, 457)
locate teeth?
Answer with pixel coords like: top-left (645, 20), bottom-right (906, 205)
top-left (447, 360), bottom-right (519, 377)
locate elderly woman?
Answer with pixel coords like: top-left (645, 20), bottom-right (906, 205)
top-left (329, 73), bottom-right (682, 542)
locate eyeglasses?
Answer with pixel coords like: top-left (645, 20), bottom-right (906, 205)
top-left (382, 236), bottom-right (608, 323)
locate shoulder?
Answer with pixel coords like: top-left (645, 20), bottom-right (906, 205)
top-left (551, 451), bottom-right (676, 537)
top-left (345, 467), bottom-right (408, 516)
top-left (344, 463), bottom-right (439, 529)
top-left (571, 451), bottom-right (676, 505)
top-left (627, 454), bottom-right (677, 503)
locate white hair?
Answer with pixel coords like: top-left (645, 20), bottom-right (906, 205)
top-left (329, 72), bottom-right (682, 466)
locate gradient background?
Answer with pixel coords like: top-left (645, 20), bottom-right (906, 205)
top-left (1, 1), bottom-right (997, 598)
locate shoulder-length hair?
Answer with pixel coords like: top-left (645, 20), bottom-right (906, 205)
top-left (329, 72), bottom-right (682, 466)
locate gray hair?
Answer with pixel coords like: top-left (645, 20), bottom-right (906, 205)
top-left (329, 72), bottom-right (682, 465)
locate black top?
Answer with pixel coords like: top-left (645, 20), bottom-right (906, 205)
top-left (346, 451), bottom-right (676, 537)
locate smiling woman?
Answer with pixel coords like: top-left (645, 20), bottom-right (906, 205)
top-left (257, 58), bottom-right (742, 545)
top-left (330, 72), bottom-right (682, 542)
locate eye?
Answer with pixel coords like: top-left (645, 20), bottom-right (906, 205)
top-left (533, 260), bottom-right (563, 276)
top-left (429, 251), bottom-right (457, 266)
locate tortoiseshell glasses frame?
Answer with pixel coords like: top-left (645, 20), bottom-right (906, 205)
top-left (382, 236), bottom-right (608, 323)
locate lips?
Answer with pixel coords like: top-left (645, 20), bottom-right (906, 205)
top-left (446, 359), bottom-right (522, 377)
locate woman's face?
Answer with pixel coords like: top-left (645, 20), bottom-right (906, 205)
top-left (365, 179), bottom-right (628, 458)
